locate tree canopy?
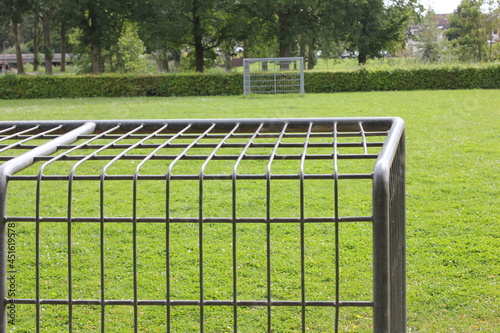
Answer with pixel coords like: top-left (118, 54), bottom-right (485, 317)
top-left (2, 0), bottom-right (496, 74)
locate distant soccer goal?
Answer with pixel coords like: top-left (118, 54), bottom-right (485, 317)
top-left (243, 57), bottom-right (305, 96)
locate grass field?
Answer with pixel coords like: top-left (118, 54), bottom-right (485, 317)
top-left (0, 90), bottom-right (499, 332)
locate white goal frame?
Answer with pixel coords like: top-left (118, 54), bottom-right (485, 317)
top-left (243, 57), bottom-right (305, 96)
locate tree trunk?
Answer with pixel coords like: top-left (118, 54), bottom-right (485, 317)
top-left (87, 7), bottom-right (102, 74)
top-left (358, 52), bottom-right (367, 65)
top-left (307, 42), bottom-right (315, 70)
top-left (91, 41), bottom-right (102, 74)
top-left (192, 0), bottom-right (204, 72)
top-left (33, 14), bottom-right (40, 71)
top-left (60, 25), bottom-right (67, 72)
top-left (42, 13), bottom-right (53, 75)
top-left (193, 22), bottom-right (204, 70)
top-left (299, 37), bottom-right (306, 59)
top-left (12, 21), bottom-right (25, 74)
top-left (156, 48), bottom-right (169, 72)
top-left (278, 12), bottom-right (291, 58)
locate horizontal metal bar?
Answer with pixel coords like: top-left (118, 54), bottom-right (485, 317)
top-left (5, 216), bottom-right (373, 223)
top-left (8, 173), bottom-right (373, 181)
top-left (24, 153), bottom-right (379, 164)
top-left (8, 299), bottom-right (373, 307)
top-left (0, 118), bottom-right (397, 134)
top-left (48, 142), bottom-right (384, 150)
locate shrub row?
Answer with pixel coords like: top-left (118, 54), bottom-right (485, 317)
top-left (0, 66), bottom-right (498, 99)
top-left (305, 66), bottom-right (500, 92)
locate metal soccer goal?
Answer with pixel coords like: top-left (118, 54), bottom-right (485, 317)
top-left (0, 118), bottom-right (405, 332)
top-left (243, 57), bottom-right (305, 96)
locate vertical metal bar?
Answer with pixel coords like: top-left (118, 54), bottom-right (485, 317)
top-left (109, 124), bottom-right (169, 332)
top-left (130, 123), bottom-right (191, 332)
top-left (35, 170), bottom-right (42, 333)
top-left (165, 123), bottom-right (216, 333)
top-left (273, 62), bottom-right (277, 95)
top-left (243, 59), bottom-right (250, 95)
top-left (299, 122), bottom-right (313, 332)
top-left (132, 170), bottom-right (139, 333)
top-left (232, 123), bottom-right (264, 332)
top-left (66, 126), bottom-right (125, 333)
top-left (67, 176), bottom-right (74, 332)
top-left (199, 124), bottom-right (239, 331)
top-left (266, 123), bottom-right (289, 332)
top-left (333, 122), bottom-right (340, 333)
top-left (99, 167), bottom-right (105, 333)
top-left (97, 125), bottom-right (145, 332)
top-left (100, 124), bottom-right (171, 333)
top-left (16, 125), bottom-right (65, 332)
top-left (372, 118), bottom-right (405, 333)
top-left (165, 175), bottom-right (171, 333)
top-left (161, 125), bottom-right (195, 333)
top-left (30, 125), bottom-right (83, 333)
top-left (198, 167), bottom-right (205, 333)
top-left (358, 121), bottom-right (368, 155)
top-left (299, 58), bottom-right (305, 97)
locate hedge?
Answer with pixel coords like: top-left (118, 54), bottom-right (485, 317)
top-left (1, 66), bottom-right (499, 99)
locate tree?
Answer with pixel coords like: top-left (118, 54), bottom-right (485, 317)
top-left (63, 0), bottom-right (130, 74)
top-left (106, 22), bottom-right (145, 73)
top-left (134, 0), bottom-right (190, 72)
top-left (446, 0), bottom-right (488, 62)
top-left (345, 0), bottom-right (420, 65)
top-left (416, 10), bottom-right (448, 63)
top-left (0, 0), bottom-right (32, 74)
top-left (134, 0), bottom-right (244, 73)
top-left (483, 0), bottom-right (500, 61)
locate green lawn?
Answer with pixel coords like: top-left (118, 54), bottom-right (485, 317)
top-left (1, 90), bottom-right (499, 332)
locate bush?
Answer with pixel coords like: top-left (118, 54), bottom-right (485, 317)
top-left (0, 65), bottom-right (498, 99)
top-left (304, 66), bottom-right (500, 93)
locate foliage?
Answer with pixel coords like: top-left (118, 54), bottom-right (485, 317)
top-left (445, 0), bottom-right (489, 62)
top-left (63, 0), bottom-right (130, 74)
top-left (1, 65), bottom-right (499, 99)
top-left (344, 0), bottom-right (422, 65)
top-left (415, 10), bottom-right (450, 63)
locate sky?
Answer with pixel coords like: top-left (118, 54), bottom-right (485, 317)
top-left (420, 0), bottom-right (462, 14)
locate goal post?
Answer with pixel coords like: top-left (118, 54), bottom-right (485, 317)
top-left (243, 57), bottom-right (305, 96)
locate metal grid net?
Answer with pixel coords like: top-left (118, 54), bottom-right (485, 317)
top-left (243, 58), bottom-right (305, 96)
top-left (0, 119), bottom-right (405, 332)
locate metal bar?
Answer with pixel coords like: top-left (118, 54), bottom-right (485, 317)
top-left (5, 216), bottom-right (374, 224)
top-left (165, 123), bottom-right (215, 332)
top-left (98, 124), bottom-right (145, 332)
top-left (359, 121), bottom-right (369, 155)
top-left (130, 124), bottom-right (192, 332)
top-left (333, 122), bottom-right (340, 333)
top-left (0, 126), bottom-right (16, 136)
top-left (128, 124), bottom-right (170, 332)
top-left (198, 123), bottom-right (239, 333)
top-left (299, 122), bottom-right (313, 331)
top-left (265, 122), bottom-right (289, 332)
top-left (7, 172), bottom-right (374, 182)
top-left (0, 126), bottom-right (40, 144)
top-left (8, 298), bottom-right (373, 307)
top-left (372, 118), bottom-right (405, 333)
top-left (231, 122), bottom-right (264, 332)
top-left (0, 125), bottom-right (64, 154)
